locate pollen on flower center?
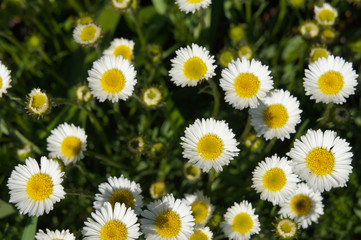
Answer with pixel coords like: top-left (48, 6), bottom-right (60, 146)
top-left (262, 168), bottom-right (286, 191)
top-left (101, 69), bottom-right (126, 93)
top-left (0, 77), bottom-right (2, 88)
top-left (61, 136), bottom-right (82, 158)
top-left (26, 173), bottom-right (53, 201)
top-left (80, 25), bottom-right (97, 41)
top-left (234, 73), bottom-right (260, 98)
top-left (191, 201), bottom-right (208, 223)
top-left (280, 222), bottom-right (292, 233)
top-left (318, 71), bottom-right (343, 95)
top-left (189, 231), bottom-right (208, 240)
top-left (318, 9), bottom-right (335, 22)
top-left (183, 57), bottom-right (207, 80)
top-left (100, 220), bottom-right (127, 240)
top-left (197, 134), bottom-right (224, 160)
top-left (263, 104), bottom-right (289, 128)
top-left (31, 94), bottom-right (46, 109)
top-left (290, 194), bottom-right (311, 216)
top-left (155, 210), bottom-right (181, 238)
top-left (232, 213), bottom-right (254, 234)
top-left (113, 45), bottom-right (132, 60)
top-left (109, 189), bottom-right (135, 209)
top-left (186, 0), bottom-right (203, 3)
top-left (306, 148), bottom-right (335, 176)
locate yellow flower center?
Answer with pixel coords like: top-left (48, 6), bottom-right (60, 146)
top-left (290, 194), bottom-right (311, 216)
top-left (306, 148), bottom-right (335, 176)
top-left (113, 45), bottom-right (132, 60)
top-left (262, 168), bottom-right (286, 191)
top-left (232, 212), bottom-right (254, 234)
top-left (80, 25), bottom-right (97, 41)
top-left (61, 136), bottom-right (82, 158)
top-left (186, 165), bottom-right (200, 177)
top-left (311, 49), bottom-right (328, 63)
top-left (101, 69), bottom-right (125, 94)
top-left (109, 189), bottom-right (135, 209)
top-left (318, 71), bottom-right (343, 95)
top-left (191, 201), bottom-right (209, 224)
top-left (197, 134), bottom-right (224, 160)
top-left (318, 9), bottom-right (335, 22)
top-left (26, 173), bottom-right (53, 201)
top-left (280, 221), bottom-right (292, 233)
top-left (234, 73), bottom-right (260, 98)
top-left (186, 0), bottom-right (203, 3)
top-left (263, 104), bottom-right (289, 128)
top-left (100, 220), bottom-right (127, 240)
top-left (183, 57), bottom-right (207, 80)
top-left (155, 210), bottom-right (181, 238)
top-left (189, 231), bottom-right (208, 240)
top-left (31, 93), bottom-right (46, 109)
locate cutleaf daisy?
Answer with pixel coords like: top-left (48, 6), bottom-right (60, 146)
top-left (183, 190), bottom-right (214, 227)
top-left (175, 0), bottom-right (212, 14)
top-left (25, 88), bottom-right (50, 118)
top-left (0, 60), bottom-right (12, 97)
top-left (314, 3), bottom-right (338, 26)
top-left (73, 23), bottom-right (102, 46)
top-left (189, 226), bottom-right (213, 240)
top-left (35, 229), bottom-right (75, 240)
top-left (103, 38), bottom-right (135, 60)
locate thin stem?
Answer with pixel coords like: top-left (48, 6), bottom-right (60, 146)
top-left (240, 115), bottom-right (252, 141)
top-left (130, 7), bottom-right (147, 54)
top-left (65, 189), bottom-right (94, 199)
top-left (318, 103), bottom-right (333, 126)
top-left (208, 79), bottom-right (220, 119)
top-left (206, 168), bottom-right (216, 195)
top-left (264, 138), bottom-right (277, 155)
top-left (245, 0), bottom-right (252, 23)
top-left (6, 92), bottom-right (25, 106)
top-left (85, 151), bottom-right (122, 168)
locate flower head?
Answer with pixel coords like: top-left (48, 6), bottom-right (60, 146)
top-left (141, 86), bottom-right (162, 107)
top-left (0, 61), bottom-right (12, 97)
top-left (26, 88), bottom-right (50, 118)
top-left (73, 23), bottom-right (102, 46)
top-left (175, 0), bottom-right (212, 14)
top-left (314, 3), bottom-right (338, 26)
top-left (299, 21), bottom-right (319, 39)
top-left (189, 226), bottom-right (213, 240)
top-left (273, 218), bottom-right (298, 239)
top-left (103, 37), bottom-right (135, 60)
top-left (183, 191), bottom-right (214, 227)
top-left (35, 229), bottom-right (75, 240)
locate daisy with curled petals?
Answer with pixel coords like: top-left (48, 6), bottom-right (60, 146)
top-left (183, 190), bottom-right (214, 227)
top-left (279, 183), bottom-right (324, 229)
top-left (220, 58), bottom-right (273, 110)
top-left (140, 193), bottom-right (195, 240)
top-left (175, 0), bottom-right (212, 14)
top-left (181, 118), bottom-right (239, 172)
top-left (189, 226), bottom-right (213, 240)
top-left (221, 200), bottom-right (261, 240)
top-left (103, 38), bottom-right (135, 60)
top-left (0, 60), bottom-right (12, 97)
top-left (73, 23), bottom-right (102, 46)
top-left (249, 89), bottom-right (302, 141)
top-left (47, 122), bottom-right (87, 166)
top-left (93, 175), bottom-right (143, 214)
top-left (169, 43), bottom-right (216, 87)
top-left (7, 157), bottom-right (65, 217)
top-left (87, 55), bottom-right (137, 102)
top-left (314, 3), bottom-right (338, 26)
top-left (303, 55), bottom-right (358, 104)
top-left (83, 202), bottom-right (141, 240)
top-left (35, 229), bottom-right (75, 240)
top-left (26, 88), bottom-right (50, 118)
top-left (287, 129), bottom-right (353, 192)
top-left (252, 154), bottom-right (300, 205)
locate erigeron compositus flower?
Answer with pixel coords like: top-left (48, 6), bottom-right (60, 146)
top-left (103, 38), bottom-right (135, 60)
top-left (0, 60), bottom-right (12, 97)
top-left (175, 0), bottom-right (212, 14)
top-left (26, 88), bottom-right (50, 118)
top-left (73, 23), bottom-right (102, 46)
top-left (183, 191), bottom-right (214, 227)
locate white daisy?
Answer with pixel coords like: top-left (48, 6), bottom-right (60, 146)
top-left (112, 0), bottom-right (132, 9)
top-left (73, 23), bottom-right (102, 46)
top-left (93, 175), bottom-right (143, 214)
top-left (35, 229), bottom-right (75, 240)
top-left (47, 122), bottom-right (87, 165)
top-left (249, 89), bottom-right (302, 141)
top-left (181, 118), bottom-right (239, 172)
top-left (140, 193), bottom-right (195, 240)
top-left (87, 55), bottom-right (137, 102)
top-left (221, 200), bottom-right (261, 240)
top-left (183, 190), bottom-right (214, 227)
top-left (220, 58), bottom-right (274, 110)
top-left (287, 129), bottom-right (353, 192)
top-left (26, 88), bottom-right (50, 118)
top-left (103, 37), bottom-right (135, 60)
top-left (83, 202), bottom-right (141, 240)
top-left (0, 60), bottom-right (12, 97)
top-left (274, 218), bottom-right (298, 240)
top-left (175, 0), bottom-right (212, 14)
top-left (252, 154), bottom-right (300, 205)
top-left (169, 43), bottom-right (216, 87)
top-left (7, 157), bottom-right (66, 217)
top-left (314, 3), bottom-right (338, 26)
top-left (189, 226), bottom-right (213, 240)
top-left (299, 21), bottom-right (319, 39)
top-left (279, 183), bottom-right (324, 229)
top-left (303, 55), bottom-right (358, 104)
top-left (142, 87), bottom-right (162, 107)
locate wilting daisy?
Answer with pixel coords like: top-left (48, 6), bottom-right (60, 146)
top-left (221, 200), bottom-right (261, 240)
top-left (309, 47), bottom-right (329, 63)
top-left (140, 194), bottom-right (195, 239)
top-left (303, 55), bottom-right (358, 104)
top-left (252, 154), bottom-right (300, 205)
top-left (273, 218), bottom-right (298, 240)
top-left (47, 122), bottom-right (87, 165)
top-left (279, 183), bottom-right (324, 229)
top-left (93, 175), bottom-right (143, 214)
top-left (35, 229), bottom-right (75, 240)
top-left (169, 43), bottom-right (216, 87)
top-left (0, 60), bottom-right (12, 97)
top-left (141, 86), bottom-right (162, 107)
top-left (87, 55), bottom-right (137, 102)
top-left (83, 202), bottom-right (141, 240)
top-left (103, 37), bottom-right (135, 60)
top-left (149, 181), bottom-right (167, 199)
top-left (7, 157), bottom-right (65, 217)
top-left (73, 23), bottom-right (102, 46)
top-left (175, 0), bottom-right (212, 14)
top-left (26, 88), bottom-right (50, 118)
top-left (189, 226), bottom-right (213, 240)
top-left (314, 3), bottom-right (338, 26)
top-left (112, 0), bottom-right (132, 9)
top-left (249, 89), bottom-right (302, 141)
top-left (181, 118), bottom-right (239, 172)
top-left (183, 190), bottom-right (214, 227)
top-left (220, 58), bottom-right (273, 110)
top-left (287, 129), bottom-right (353, 192)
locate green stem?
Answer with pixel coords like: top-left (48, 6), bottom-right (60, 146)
top-left (245, 0), bottom-right (252, 23)
top-left (6, 92), bottom-right (25, 106)
top-left (207, 168), bottom-right (216, 195)
top-left (208, 79), bottom-right (220, 119)
top-left (85, 150), bottom-right (122, 168)
top-left (318, 103), bottom-right (333, 126)
top-left (264, 138), bottom-right (277, 155)
top-left (65, 189), bottom-right (94, 199)
top-left (130, 7), bottom-right (147, 54)
top-left (240, 115), bottom-right (252, 141)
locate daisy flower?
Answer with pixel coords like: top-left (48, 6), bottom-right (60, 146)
top-left (0, 60), bottom-right (12, 97)
top-left (87, 55), bottom-right (137, 102)
top-left (252, 154), bottom-right (300, 205)
top-left (7, 157), bottom-right (65, 217)
top-left (35, 229), bottom-right (75, 240)
top-left (287, 129), bottom-right (353, 192)
top-left (175, 0), bottom-right (212, 14)
top-left (25, 88), bottom-right (50, 118)
top-left (149, 181), bottom-right (167, 199)
top-left (279, 183), bottom-right (324, 229)
top-left (314, 3), bottom-right (338, 26)
top-left (141, 86), bottom-right (162, 107)
top-left (93, 175), bottom-right (143, 214)
top-left (309, 46), bottom-right (329, 63)
top-left (83, 202), bottom-right (141, 240)
top-left (184, 163), bottom-right (202, 182)
top-left (183, 190), bottom-right (214, 227)
top-left (189, 226), bottom-right (213, 240)
top-left (169, 43), bottom-right (216, 87)
top-left (303, 55), bottom-right (358, 104)
top-left (299, 21), bottom-right (319, 39)
top-left (181, 118), bottom-right (239, 172)
top-left (140, 194), bottom-right (195, 239)
top-left (220, 58), bottom-right (274, 110)
top-left (221, 200), bottom-right (261, 240)
top-left (73, 23), bottom-right (102, 46)
top-left (273, 218), bottom-right (298, 240)
top-left (103, 37), bottom-right (135, 60)
top-left (47, 122), bottom-right (87, 165)
top-left (112, 0), bottom-right (132, 9)
top-left (249, 89), bottom-right (302, 141)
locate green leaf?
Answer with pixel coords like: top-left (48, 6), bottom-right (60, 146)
top-left (21, 216), bottom-right (38, 240)
top-left (0, 199), bottom-right (16, 219)
top-left (151, 0), bottom-right (167, 15)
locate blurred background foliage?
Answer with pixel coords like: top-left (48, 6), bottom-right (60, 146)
top-left (1, 0), bottom-right (361, 239)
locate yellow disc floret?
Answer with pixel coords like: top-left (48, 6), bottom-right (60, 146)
top-left (109, 189), bottom-right (135, 209)
top-left (318, 71), bottom-right (343, 95)
top-left (26, 173), bottom-right (53, 201)
top-left (306, 148), bottom-right (335, 176)
top-left (262, 168), bottom-right (287, 191)
top-left (290, 194), bottom-right (312, 216)
top-left (232, 213), bottom-right (254, 234)
top-left (155, 210), bottom-right (181, 238)
top-left (31, 93), bottom-right (46, 109)
top-left (101, 69), bottom-right (126, 93)
top-left (100, 220), bottom-right (127, 240)
top-left (80, 25), bottom-right (97, 42)
top-left (113, 45), bottom-right (132, 60)
top-left (263, 104), bottom-right (289, 128)
top-left (61, 136), bottom-right (82, 158)
top-left (197, 134), bottom-right (224, 160)
top-left (318, 9), bottom-right (336, 22)
top-left (191, 201), bottom-right (209, 223)
top-left (189, 231), bottom-right (208, 240)
top-left (183, 57), bottom-right (207, 80)
top-left (234, 73), bottom-right (260, 98)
